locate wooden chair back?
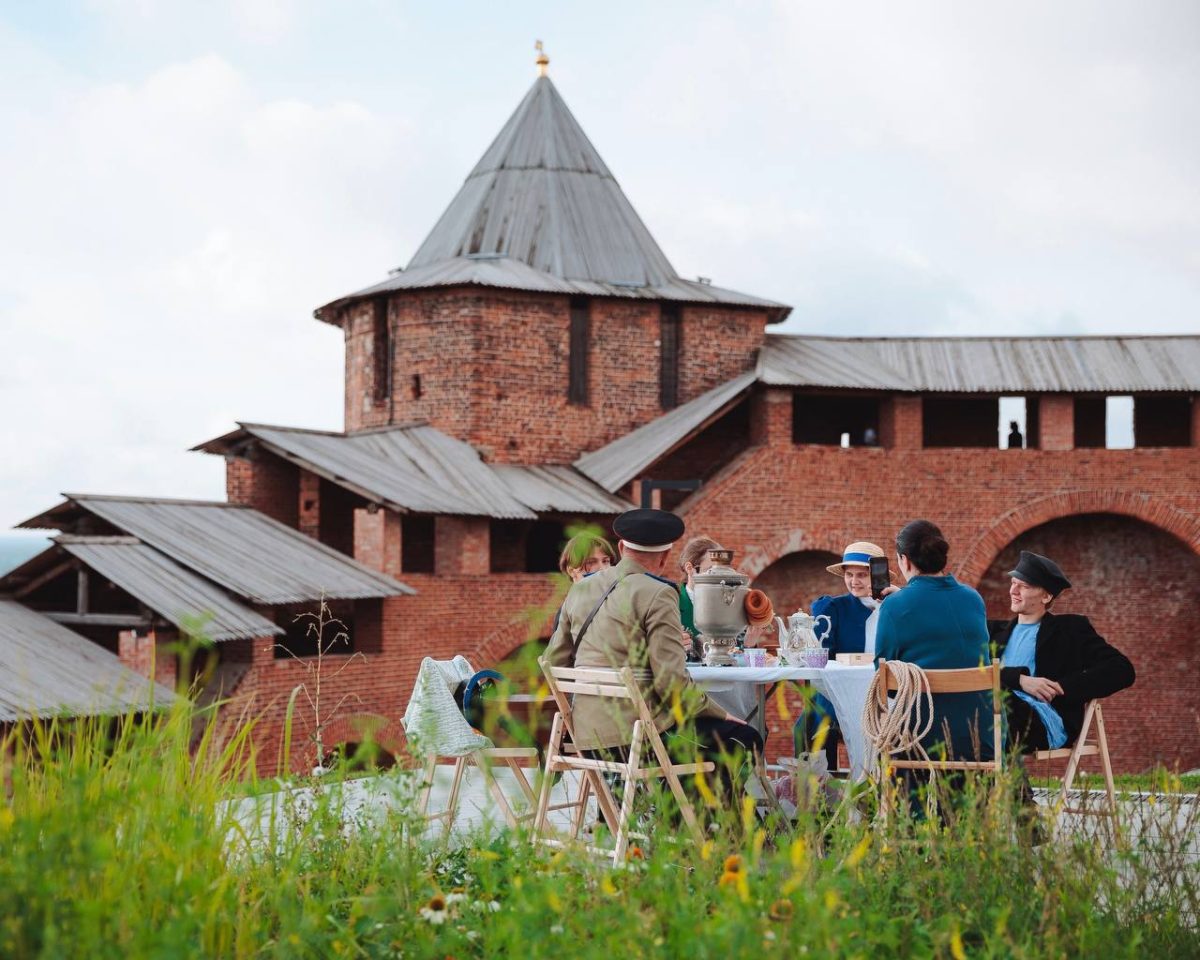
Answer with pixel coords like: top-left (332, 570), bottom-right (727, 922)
top-left (875, 659), bottom-right (1004, 774)
top-left (532, 657), bottom-right (714, 866)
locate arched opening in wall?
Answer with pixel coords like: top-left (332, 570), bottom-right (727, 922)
top-left (751, 549), bottom-right (842, 621)
top-left (493, 635), bottom-right (552, 689)
top-left (980, 512), bottom-right (1200, 774)
top-left (332, 740), bottom-right (397, 773)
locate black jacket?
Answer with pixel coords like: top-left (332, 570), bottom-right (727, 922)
top-left (987, 612), bottom-right (1135, 745)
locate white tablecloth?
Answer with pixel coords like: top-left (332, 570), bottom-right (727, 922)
top-left (687, 663), bottom-right (876, 779)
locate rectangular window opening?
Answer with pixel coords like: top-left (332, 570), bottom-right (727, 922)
top-left (1133, 394), bottom-right (1190, 447)
top-left (372, 298), bottom-right (391, 406)
top-left (659, 305), bottom-right (681, 410)
top-left (400, 515), bottom-right (435, 573)
top-left (568, 298), bottom-right (589, 406)
top-left (999, 397), bottom-right (1027, 449)
top-left (792, 393), bottom-right (881, 445)
top-left (1105, 396), bottom-right (1134, 449)
top-left (922, 395), bottom-right (1000, 448)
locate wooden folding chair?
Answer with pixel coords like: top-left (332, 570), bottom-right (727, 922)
top-left (414, 746), bottom-right (541, 833)
top-left (1033, 699), bottom-right (1120, 840)
top-left (875, 660), bottom-right (1003, 821)
top-left (532, 657), bottom-right (715, 866)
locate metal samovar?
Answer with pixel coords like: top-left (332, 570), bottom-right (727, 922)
top-left (691, 549), bottom-right (749, 667)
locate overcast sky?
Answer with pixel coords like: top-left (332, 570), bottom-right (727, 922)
top-left (2, 0), bottom-right (1198, 536)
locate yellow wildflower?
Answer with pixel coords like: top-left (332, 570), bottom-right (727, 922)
top-left (950, 926), bottom-right (967, 960)
top-left (722, 854), bottom-right (744, 874)
top-left (767, 899), bottom-right (794, 922)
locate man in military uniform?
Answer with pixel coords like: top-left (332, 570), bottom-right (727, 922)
top-left (546, 508), bottom-right (761, 792)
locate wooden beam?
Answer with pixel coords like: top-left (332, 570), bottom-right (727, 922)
top-left (12, 559), bottom-right (76, 599)
top-left (76, 568), bottom-right (89, 615)
top-left (45, 612), bottom-right (152, 629)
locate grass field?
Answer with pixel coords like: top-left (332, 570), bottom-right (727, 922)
top-left (1, 701), bottom-right (1197, 959)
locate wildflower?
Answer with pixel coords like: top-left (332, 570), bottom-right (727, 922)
top-left (722, 854), bottom-right (744, 874)
top-left (699, 839), bottom-right (714, 862)
top-left (420, 894), bottom-right (449, 925)
top-left (843, 833), bottom-right (872, 870)
top-left (550, 924), bottom-right (564, 935)
top-left (474, 849), bottom-right (501, 862)
top-left (466, 931), bottom-right (479, 942)
top-left (445, 892), bottom-right (468, 906)
top-left (767, 899), bottom-right (794, 922)
top-left (601, 875), bottom-right (619, 897)
top-left (627, 846), bottom-right (646, 861)
top-left (950, 926), bottom-right (967, 960)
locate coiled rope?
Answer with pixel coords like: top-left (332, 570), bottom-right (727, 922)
top-left (862, 660), bottom-right (936, 768)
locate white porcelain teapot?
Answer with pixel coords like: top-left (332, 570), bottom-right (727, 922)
top-left (775, 609), bottom-right (832, 664)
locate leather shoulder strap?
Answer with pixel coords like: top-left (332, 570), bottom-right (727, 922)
top-left (572, 576), bottom-right (624, 652)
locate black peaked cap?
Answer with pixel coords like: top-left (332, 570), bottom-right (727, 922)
top-left (1007, 550), bottom-right (1072, 597)
top-left (612, 508), bottom-right (684, 549)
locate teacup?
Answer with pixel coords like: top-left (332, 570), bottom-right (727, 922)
top-left (744, 648), bottom-right (767, 668)
top-left (800, 648), bottom-right (829, 669)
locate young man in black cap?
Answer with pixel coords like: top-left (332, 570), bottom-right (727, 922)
top-left (989, 550), bottom-right (1135, 753)
top-left (546, 508), bottom-right (761, 795)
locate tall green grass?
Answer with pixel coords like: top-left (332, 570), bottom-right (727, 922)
top-left (0, 700), bottom-right (1196, 959)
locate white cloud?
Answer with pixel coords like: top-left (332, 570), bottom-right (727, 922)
top-left (0, 51), bottom-right (411, 527)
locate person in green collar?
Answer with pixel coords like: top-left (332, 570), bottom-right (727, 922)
top-left (678, 535), bottom-right (768, 660)
top-left (678, 536), bottom-right (723, 657)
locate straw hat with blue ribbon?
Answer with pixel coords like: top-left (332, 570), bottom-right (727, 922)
top-left (826, 541), bottom-right (886, 577)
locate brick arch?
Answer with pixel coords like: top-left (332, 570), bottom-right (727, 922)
top-left (471, 615), bottom-right (548, 669)
top-left (956, 491), bottom-right (1200, 586)
top-left (740, 528), bottom-right (851, 579)
top-left (320, 712), bottom-right (404, 755)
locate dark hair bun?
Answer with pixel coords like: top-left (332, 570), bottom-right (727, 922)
top-left (896, 519), bottom-right (949, 574)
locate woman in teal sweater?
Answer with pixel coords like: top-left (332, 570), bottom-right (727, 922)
top-left (875, 519), bottom-right (994, 764)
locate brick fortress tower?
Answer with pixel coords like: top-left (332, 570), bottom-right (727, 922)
top-left (10, 52), bottom-right (1197, 776)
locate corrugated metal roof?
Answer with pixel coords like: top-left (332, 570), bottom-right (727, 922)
top-left (236, 423), bottom-right (536, 519)
top-left (326, 256), bottom-right (787, 316)
top-left (410, 76), bottom-right (677, 285)
top-left (200, 423), bottom-right (630, 518)
top-left (0, 600), bottom-right (176, 722)
top-left (490, 464), bottom-right (632, 514)
top-left (46, 496), bottom-right (413, 606)
top-left (574, 372), bottom-right (757, 492)
top-left (758, 334), bottom-right (1200, 393)
top-left (56, 536), bottom-right (282, 642)
top-left (315, 77), bottom-right (790, 323)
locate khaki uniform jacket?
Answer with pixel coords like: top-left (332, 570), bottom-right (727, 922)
top-left (546, 556), bottom-right (725, 750)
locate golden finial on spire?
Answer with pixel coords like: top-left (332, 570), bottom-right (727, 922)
top-left (535, 40), bottom-right (550, 77)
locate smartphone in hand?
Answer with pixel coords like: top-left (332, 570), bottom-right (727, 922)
top-left (869, 556), bottom-right (890, 600)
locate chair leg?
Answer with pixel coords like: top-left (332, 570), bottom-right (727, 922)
top-left (417, 754), bottom-right (438, 819)
top-left (611, 721), bottom-right (645, 867)
top-left (476, 753), bottom-right (519, 829)
top-left (570, 774), bottom-right (593, 839)
top-left (643, 717), bottom-right (704, 844)
top-left (532, 713), bottom-right (565, 841)
top-left (1093, 705), bottom-right (1122, 844)
top-left (444, 755), bottom-right (469, 836)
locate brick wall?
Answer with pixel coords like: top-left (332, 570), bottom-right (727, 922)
top-left (226, 455), bottom-right (299, 527)
top-left (118, 628), bottom-right (177, 690)
top-left (979, 513), bottom-right (1200, 773)
top-left (341, 288), bottom-right (767, 462)
top-left (673, 428), bottom-right (1200, 770)
top-left (232, 575), bottom-right (559, 776)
